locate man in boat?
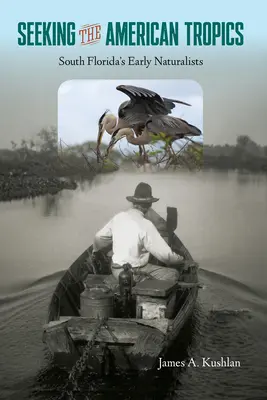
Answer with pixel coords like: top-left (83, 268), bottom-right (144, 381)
top-left (92, 182), bottom-right (184, 284)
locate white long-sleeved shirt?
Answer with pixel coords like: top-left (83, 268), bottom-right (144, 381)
top-left (93, 208), bottom-right (183, 268)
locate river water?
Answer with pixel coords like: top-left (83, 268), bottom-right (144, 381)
top-left (0, 170), bottom-right (267, 400)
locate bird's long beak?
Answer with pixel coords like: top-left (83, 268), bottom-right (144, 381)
top-left (96, 123), bottom-right (104, 162)
top-left (104, 135), bottom-right (118, 158)
top-left (104, 130), bottom-right (125, 158)
top-left (97, 124), bottom-right (105, 147)
top-left (186, 124), bottom-right (202, 137)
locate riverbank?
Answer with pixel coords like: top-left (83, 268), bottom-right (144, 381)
top-left (0, 173), bottom-right (78, 202)
top-left (0, 128), bottom-right (122, 202)
top-left (0, 148), bottom-right (118, 202)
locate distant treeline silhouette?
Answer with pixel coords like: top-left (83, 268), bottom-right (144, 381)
top-left (204, 135), bottom-right (267, 172)
top-left (0, 127), bottom-right (119, 178)
top-left (0, 129), bottom-right (266, 176)
top-left (0, 127), bottom-right (202, 175)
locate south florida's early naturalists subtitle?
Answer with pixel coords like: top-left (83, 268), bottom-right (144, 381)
top-left (58, 55), bottom-right (203, 68)
top-left (157, 357), bottom-right (241, 370)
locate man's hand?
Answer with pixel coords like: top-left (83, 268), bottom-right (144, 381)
top-left (91, 250), bottom-right (103, 267)
top-left (176, 259), bottom-right (185, 273)
top-left (92, 249), bottom-right (100, 259)
top-left (182, 260), bottom-right (199, 272)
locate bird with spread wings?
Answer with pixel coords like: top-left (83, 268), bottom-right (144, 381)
top-left (96, 84), bottom-right (202, 163)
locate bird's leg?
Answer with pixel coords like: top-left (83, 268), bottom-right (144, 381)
top-left (163, 140), bottom-right (173, 161)
top-left (169, 143), bottom-right (176, 156)
top-left (132, 126), bottom-right (147, 164)
top-left (140, 127), bottom-right (151, 164)
top-left (165, 145), bottom-right (174, 166)
top-left (165, 140), bottom-right (177, 166)
top-left (135, 145), bottom-right (146, 166)
top-left (96, 147), bottom-right (102, 163)
top-left (142, 145), bottom-right (150, 163)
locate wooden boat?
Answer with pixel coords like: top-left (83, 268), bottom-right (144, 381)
top-left (43, 207), bottom-right (199, 374)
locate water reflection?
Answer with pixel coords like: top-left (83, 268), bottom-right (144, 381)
top-left (38, 179), bottom-right (98, 217)
top-left (35, 170), bottom-right (267, 218)
top-left (42, 193), bottom-right (61, 217)
top-left (31, 198), bottom-right (37, 208)
top-left (1, 169), bottom-right (267, 295)
top-left (236, 171), bottom-right (267, 185)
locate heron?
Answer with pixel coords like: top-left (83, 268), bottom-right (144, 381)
top-left (105, 114), bottom-right (202, 158)
top-left (96, 85), bottom-right (191, 162)
top-left (96, 110), bottom-right (145, 162)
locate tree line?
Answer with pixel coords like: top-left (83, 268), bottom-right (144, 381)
top-left (0, 127), bottom-right (119, 178)
top-left (0, 128), bottom-right (266, 175)
top-left (204, 135), bottom-right (267, 172)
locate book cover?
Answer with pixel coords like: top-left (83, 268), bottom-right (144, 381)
top-left (0, 2), bottom-right (266, 400)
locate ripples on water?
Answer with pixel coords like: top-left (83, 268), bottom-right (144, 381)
top-left (0, 171), bottom-right (267, 399)
top-left (1, 271), bottom-right (267, 400)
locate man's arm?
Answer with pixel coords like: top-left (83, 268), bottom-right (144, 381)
top-left (143, 221), bottom-right (184, 265)
top-left (93, 219), bottom-right (113, 253)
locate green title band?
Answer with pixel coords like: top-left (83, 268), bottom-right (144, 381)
top-left (17, 21), bottom-right (244, 47)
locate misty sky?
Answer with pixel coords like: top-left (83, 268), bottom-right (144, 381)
top-left (58, 80), bottom-right (203, 147)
